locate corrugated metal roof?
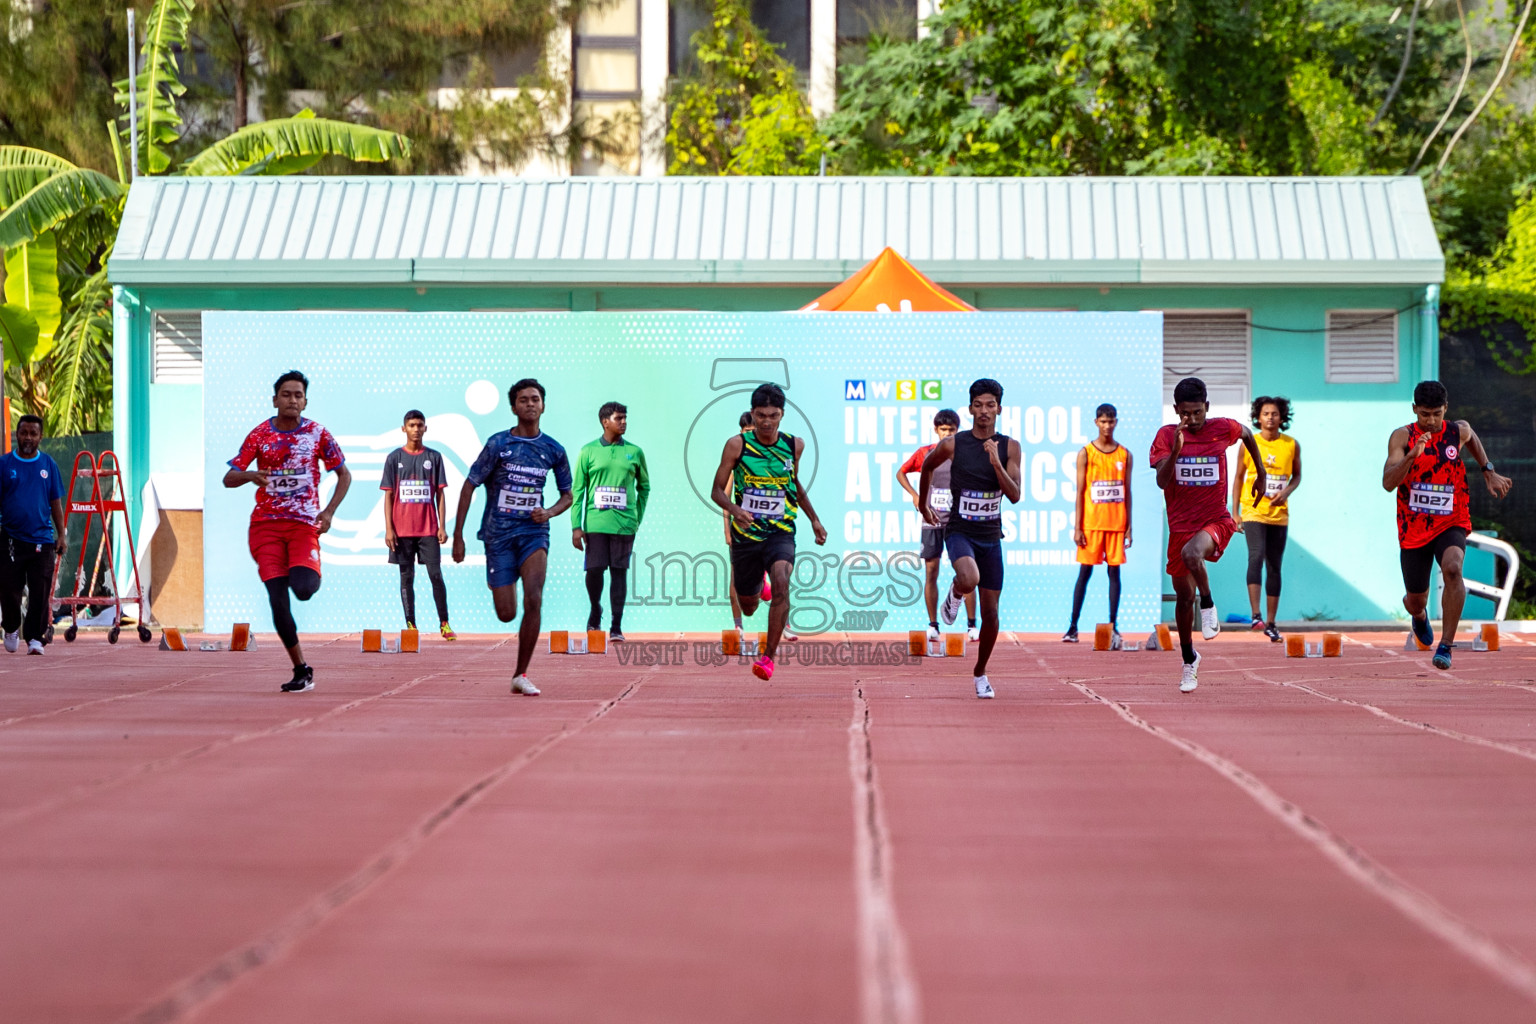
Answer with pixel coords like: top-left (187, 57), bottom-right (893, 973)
top-left (109, 175), bottom-right (1444, 287)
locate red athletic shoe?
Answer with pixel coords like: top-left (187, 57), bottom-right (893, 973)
top-left (751, 654), bottom-right (774, 680)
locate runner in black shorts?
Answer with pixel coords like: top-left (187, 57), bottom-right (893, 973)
top-left (919, 379), bottom-right (1022, 699)
top-left (382, 410), bottom-right (454, 639)
top-left (897, 409), bottom-right (976, 641)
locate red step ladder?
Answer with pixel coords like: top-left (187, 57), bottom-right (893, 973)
top-left (52, 450), bottom-right (152, 644)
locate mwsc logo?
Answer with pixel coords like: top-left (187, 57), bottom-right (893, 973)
top-left (845, 380), bottom-right (942, 401)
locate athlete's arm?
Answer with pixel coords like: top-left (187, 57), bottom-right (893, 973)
top-left (1072, 448), bottom-right (1088, 548)
top-left (1458, 421), bottom-right (1514, 498)
top-left (434, 485), bottom-right (448, 544)
top-left (917, 437), bottom-right (955, 527)
top-left (50, 497), bottom-right (65, 544)
top-left (992, 437), bottom-right (1022, 504)
top-left (1123, 450), bottom-right (1133, 549)
top-left (382, 487), bottom-right (397, 551)
top-left (1275, 442), bottom-right (1301, 505)
top-left (1382, 426), bottom-right (1423, 491)
top-left (791, 436), bottom-right (828, 546)
top-left (1231, 452), bottom-right (1248, 529)
top-left (1237, 425), bottom-right (1266, 503)
top-left (317, 464), bottom-right (351, 536)
top-left (896, 451), bottom-right (921, 507)
top-left (570, 449), bottom-right (588, 548)
top-left (634, 448), bottom-right (651, 525)
top-left (1153, 426), bottom-right (1181, 490)
top-left (451, 479), bottom-right (477, 563)
top-left (532, 489), bottom-right (573, 524)
top-left (711, 435), bottom-right (754, 529)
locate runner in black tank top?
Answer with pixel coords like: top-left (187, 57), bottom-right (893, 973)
top-left (919, 379), bottom-right (1022, 699)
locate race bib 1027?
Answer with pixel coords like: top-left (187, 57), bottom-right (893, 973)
top-left (958, 489), bottom-right (1002, 521)
top-left (1408, 482), bottom-right (1455, 516)
top-left (1090, 480), bottom-right (1125, 503)
top-left (1175, 457), bottom-right (1221, 487)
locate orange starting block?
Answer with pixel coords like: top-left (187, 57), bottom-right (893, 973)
top-left (230, 623), bottom-right (256, 652)
top-left (400, 628), bottom-right (419, 654)
top-left (158, 627), bottom-right (187, 652)
top-left (944, 632), bottom-right (966, 657)
top-left (1144, 624), bottom-right (1172, 651)
top-left (1093, 623), bottom-right (1113, 651)
top-left (907, 630), bottom-right (926, 656)
top-left (1287, 633), bottom-right (1342, 658)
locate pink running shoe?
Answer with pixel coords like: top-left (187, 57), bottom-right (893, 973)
top-left (760, 576), bottom-right (772, 601)
top-left (751, 654), bottom-right (774, 680)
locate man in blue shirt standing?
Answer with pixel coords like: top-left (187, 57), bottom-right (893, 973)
top-left (0, 415), bottom-right (67, 654)
top-left (452, 379), bottom-right (572, 696)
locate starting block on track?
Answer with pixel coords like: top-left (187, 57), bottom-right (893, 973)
top-left (1405, 632), bottom-right (1432, 652)
top-left (231, 623), bottom-right (256, 652)
top-left (1286, 632), bottom-right (1342, 658)
top-left (1143, 624), bottom-right (1172, 651)
top-left (158, 627), bottom-right (186, 652)
top-left (360, 628), bottom-right (417, 654)
top-left (550, 630), bottom-right (607, 654)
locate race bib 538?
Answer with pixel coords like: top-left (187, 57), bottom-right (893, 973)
top-left (497, 486), bottom-right (541, 514)
top-left (1175, 457), bottom-right (1221, 486)
top-left (1408, 482), bottom-right (1455, 516)
top-left (958, 489), bottom-right (1002, 521)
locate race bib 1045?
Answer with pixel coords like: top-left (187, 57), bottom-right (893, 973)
top-left (266, 468), bottom-right (312, 497)
top-left (397, 479), bottom-right (432, 503)
top-left (958, 489), bottom-right (1002, 520)
top-left (497, 486), bottom-right (541, 515)
top-left (742, 487), bottom-right (786, 519)
top-left (594, 486), bottom-right (628, 511)
top-left (1175, 456), bottom-right (1221, 487)
top-left (1090, 480), bottom-right (1125, 503)
top-left (1408, 482), bottom-right (1455, 516)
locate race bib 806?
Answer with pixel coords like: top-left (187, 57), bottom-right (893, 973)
top-left (1175, 457), bottom-right (1221, 487)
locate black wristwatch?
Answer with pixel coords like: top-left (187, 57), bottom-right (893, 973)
top-left (1483, 461), bottom-right (1496, 473)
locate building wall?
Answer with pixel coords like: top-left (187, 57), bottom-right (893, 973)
top-left (120, 280), bottom-right (1431, 624)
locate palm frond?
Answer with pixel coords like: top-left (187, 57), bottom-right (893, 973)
top-left (183, 111), bottom-right (412, 176)
top-left (0, 169), bottom-right (123, 250)
top-left (0, 148), bottom-right (78, 210)
top-left (112, 0), bottom-right (194, 174)
top-left (45, 266), bottom-right (114, 436)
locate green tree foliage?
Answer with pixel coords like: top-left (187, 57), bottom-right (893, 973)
top-left (667, 0), bottom-right (823, 175)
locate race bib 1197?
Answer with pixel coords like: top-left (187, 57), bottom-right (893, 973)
top-left (742, 487), bottom-right (786, 519)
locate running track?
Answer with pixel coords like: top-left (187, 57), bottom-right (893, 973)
top-left (5, 630), bottom-right (1536, 1022)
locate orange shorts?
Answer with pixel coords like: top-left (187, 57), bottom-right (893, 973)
top-left (1166, 518), bottom-right (1237, 577)
top-left (1077, 529), bottom-right (1126, 566)
top-left (249, 519), bottom-right (322, 582)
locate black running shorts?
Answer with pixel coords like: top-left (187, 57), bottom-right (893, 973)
top-left (1400, 527), bottom-right (1467, 595)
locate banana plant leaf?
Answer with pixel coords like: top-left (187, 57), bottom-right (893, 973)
top-left (183, 110), bottom-right (411, 176)
top-left (3, 233), bottom-right (60, 360)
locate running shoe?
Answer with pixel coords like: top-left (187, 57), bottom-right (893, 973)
top-left (975, 675), bottom-right (994, 699)
top-left (1110, 628), bottom-right (1123, 651)
top-left (281, 664), bottom-right (314, 693)
top-left (406, 620), bottom-right (416, 631)
top-left (752, 654), bottom-right (775, 681)
top-left (609, 631), bottom-right (626, 643)
top-left (511, 675), bottom-right (541, 695)
top-left (3, 631), bottom-right (16, 653)
top-left (1200, 604), bottom-right (1220, 640)
top-left (1432, 642), bottom-right (1452, 671)
top-left (1250, 615), bottom-right (1264, 631)
top-left (1061, 628), bottom-right (1079, 643)
top-left (26, 639), bottom-right (43, 656)
top-left (440, 623), bottom-right (457, 641)
top-left (926, 625), bottom-right (940, 641)
top-left (784, 630), bottom-right (800, 641)
top-left (1411, 614), bottom-right (1435, 649)
top-left (939, 585), bottom-right (961, 625)
top-left (1179, 650), bottom-right (1201, 693)
top-left (1263, 623), bottom-right (1282, 643)
top-left (967, 625), bottom-right (980, 642)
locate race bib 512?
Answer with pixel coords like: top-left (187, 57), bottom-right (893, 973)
top-left (1175, 457), bottom-right (1221, 486)
top-left (594, 486), bottom-right (628, 511)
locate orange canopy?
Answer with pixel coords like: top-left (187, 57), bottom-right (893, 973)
top-left (800, 247), bottom-right (975, 312)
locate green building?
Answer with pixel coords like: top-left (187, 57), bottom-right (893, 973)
top-left (109, 175), bottom-right (1443, 625)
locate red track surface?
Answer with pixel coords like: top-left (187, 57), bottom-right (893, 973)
top-left (4, 629), bottom-right (1536, 1022)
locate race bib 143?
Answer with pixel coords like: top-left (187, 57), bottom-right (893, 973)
top-left (266, 468), bottom-right (312, 497)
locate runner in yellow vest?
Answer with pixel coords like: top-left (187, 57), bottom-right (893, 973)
top-left (1231, 396), bottom-right (1301, 642)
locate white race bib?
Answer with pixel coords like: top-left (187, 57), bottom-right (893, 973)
top-left (929, 490), bottom-right (953, 512)
top-left (1090, 480), bottom-right (1125, 503)
top-left (398, 479), bottom-right (432, 503)
top-left (1175, 457), bottom-right (1221, 487)
top-left (742, 487), bottom-right (786, 519)
top-left (497, 486), bottom-right (541, 514)
top-left (1264, 474), bottom-right (1290, 500)
top-left (1408, 482), bottom-right (1455, 516)
top-left (594, 486), bottom-right (628, 510)
top-left (958, 489), bottom-right (1002, 521)
top-left (266, 468), bottom-right (312, 497)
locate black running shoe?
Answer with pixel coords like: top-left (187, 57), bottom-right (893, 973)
top-left (609, 631), bottom-right (626, 643)
top-left (1411, 614), bottom-right (1435, 649)
top-left (1061, 628), bottom-right (1079, 643)
top-left (1250, 615), bottom-right (1264, 631)
top-left (281, 664), bottom-right (315, 693)
top-left (1432, 642), bottom-right (1452, 671)
top-left (1263, 623), bottom-right (1282, 643)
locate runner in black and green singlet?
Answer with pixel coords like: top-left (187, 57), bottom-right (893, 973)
top-left (712, 383), bottom-right (828, 681)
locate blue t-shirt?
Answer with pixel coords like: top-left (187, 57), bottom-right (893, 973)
top-left (465, 430), bottom-right (572, 544)
top-left (0, 451), bottom-right (65, 545)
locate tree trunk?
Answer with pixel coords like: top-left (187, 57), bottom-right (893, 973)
top-left (233, 54), bottom-right (248, 129)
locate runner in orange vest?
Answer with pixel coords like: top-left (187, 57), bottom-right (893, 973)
top-left (1063, 404), bottom-right (1132, 646)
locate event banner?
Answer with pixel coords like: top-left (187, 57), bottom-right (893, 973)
top-left (203, 311), bottom-right (1162, 634)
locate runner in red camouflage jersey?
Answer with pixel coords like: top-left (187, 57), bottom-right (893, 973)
top-left (1382, 380), bottom-right (1511, 670)
top-left (1151, 377), bottom-right (1266, 694)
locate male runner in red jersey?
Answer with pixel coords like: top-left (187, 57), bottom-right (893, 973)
top-left (1150, 377), bottom-right (1265, 693)
top-left (1382, 380), bottom-right (1511, 669)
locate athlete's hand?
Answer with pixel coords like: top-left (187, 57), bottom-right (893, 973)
top-left (436, 526), bottom-right (448, 544)
top-left (1170, 427), bottom-right (1185, 456)
top-left (316, 510), bottom-right (334, 535)
top-left (1486, 469), bottom-right (1514, 499)
top-left (983, 438), bottom-right (1001, 465)
top-left (1251, 472), bottom-right (1266, 504)
top-left (572, 528), bottom-right (585, 550)
top-left (1409, 433), bottom-right (1429, 459)
top-left (1233, 520), bottom-right (1245, 534)
top-left (730, 506), bottom-right (755, 529)
top-left (911, 493), bottom-right (923, 512)
top-left (530, 507), bottom-right (550, 524)
top-left (921, 506), bottom-right (940, 528)
top-left (452, 535), bottom-right (466, 563)
top-left (812, 518), bottom-right (828, 546)
top-left (1073, 528), bottom-right (1087, 548)
top-left (383, 526), bottom-right (396, 551)
top-left (242, 470), bottom-right (270, 488)
top-left (1124, 528), bottom-right (1133, 550)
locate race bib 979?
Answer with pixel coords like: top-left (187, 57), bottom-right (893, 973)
top-left (1408, 482), bottom-right (1455, 516)
top-left (1090, 480), bottom-right (1124, 503)
top-left (1175, 457), bottom-right (1221, 487)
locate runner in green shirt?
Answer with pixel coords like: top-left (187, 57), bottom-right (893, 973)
top-left (571, 401), bottom-right (650, 641)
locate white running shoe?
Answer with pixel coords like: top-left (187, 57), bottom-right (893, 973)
top-left (1110, 629), bottom-right (1123, 651)
top-left (4, 631), bottom-right (17, 653)
top-left (783, 630), bottom-right (800, 641)
top-left (1200, 604), bottom-right (1220, 640)
top-left (510, 675), bottom-right (540, 696)
top-left (967, 625), bottom-right (980, 642)
top-left (940, 585), bottom-right (962, 625)
top-left (26, 640), bottom-right (43, 656)
top-left (926, 625), bottom-right (940, 641)
top-left (1179, 650), bottom-right (1201, 693)
top-left (974, 675), bottom-right (994, 699)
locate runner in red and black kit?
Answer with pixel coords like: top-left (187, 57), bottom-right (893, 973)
top-left (1151, 377), bottom-right (1266, 693)
top-left (1383, 380), bottom-right (1511, 670)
